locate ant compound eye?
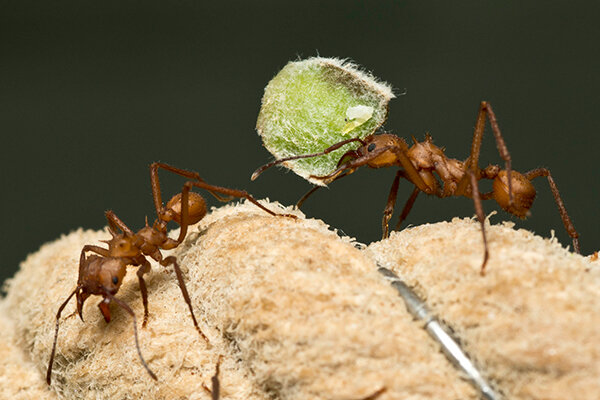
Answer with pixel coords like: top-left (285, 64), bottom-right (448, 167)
top-left (112, 276), bottom-right (119, 285)
top-left (367, 143), bottom-right (376, 152)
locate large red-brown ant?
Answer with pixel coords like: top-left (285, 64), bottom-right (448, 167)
top-left (47, 162), bottom-right (293, 384)
top-left (253, 101), bottom-right (580, 274)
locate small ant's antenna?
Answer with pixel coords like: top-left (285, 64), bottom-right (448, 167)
top-left (105, 293), bottom-right (157, 381)
top-left (46, 286), bottom-right (81, 385)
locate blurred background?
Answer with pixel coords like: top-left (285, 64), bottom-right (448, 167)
top-left (1, 1), bottom-right (598, 285)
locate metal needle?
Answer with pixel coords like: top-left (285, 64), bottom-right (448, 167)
top-left (377, 266), bottom-right (500, 400)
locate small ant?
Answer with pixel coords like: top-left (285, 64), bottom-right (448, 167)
top-left (47, 162), bottom-right (292, 384)
top-left (253, 101), bottom-right (580, 274)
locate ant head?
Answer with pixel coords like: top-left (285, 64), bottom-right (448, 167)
top-left (76, 257), bottom-right (127, 321)
top-left (493, 170), bottom-right (536, 218)
top-left (355, 134), bottom-right (400, 167)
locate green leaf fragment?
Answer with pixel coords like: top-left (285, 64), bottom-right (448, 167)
top-left (256, 57), bottom-right (394, 186)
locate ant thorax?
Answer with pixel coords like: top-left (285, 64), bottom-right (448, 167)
top-left (407, 138), bottom-right (465, 186)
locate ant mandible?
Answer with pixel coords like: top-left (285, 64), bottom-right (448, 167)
top-left (47, 162), bottom-right (293, 384)
top-left (252, 101), bottom-right (580, 275)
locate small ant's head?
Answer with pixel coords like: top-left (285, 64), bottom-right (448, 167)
top-left (76, 257), bottom-right (127, 321)
top-left (97, 258), bottom-right (127, 295)
top-left (493, 170), bottom-right (536, 218)
top-left (355, 134), bottom-right (400, 167)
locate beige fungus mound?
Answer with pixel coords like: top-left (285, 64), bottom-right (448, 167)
top-left (1, 201), bottom-right (598, 400)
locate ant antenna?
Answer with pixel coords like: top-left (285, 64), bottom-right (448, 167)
top-left (46, 286), bottom-right (81, 385)
top-left (251, 137), bottom-right (366, 180)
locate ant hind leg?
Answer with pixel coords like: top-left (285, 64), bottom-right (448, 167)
top-left (524, 168), bottom-right (580, 253)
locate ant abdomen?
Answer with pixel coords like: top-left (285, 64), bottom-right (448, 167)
top-left (165, 191), bottom-right (207, 225)
top-left (493, 170), bottom-right (536, 218)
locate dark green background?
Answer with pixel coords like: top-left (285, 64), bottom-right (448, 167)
top-left (2, 1), bottom-right (598, 285)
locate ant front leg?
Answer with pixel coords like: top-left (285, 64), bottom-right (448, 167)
top-left (394, 185), bottom-right (420, 232)
top-left (525, 168), bottom-right (580, 253)
top-left (382, 170), bottom-right (402, 239)
top-left (160, 255), bottom-right (209, 343)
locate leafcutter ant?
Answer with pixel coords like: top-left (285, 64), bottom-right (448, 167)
top-left (252, 101), bottom-right (579, 274)
top-left (47, 162), bottom-right (292, 384)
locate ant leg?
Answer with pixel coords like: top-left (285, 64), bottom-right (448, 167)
top-left (296, 186), bottom-right (321, 208)
top-left (46, 286), bottom-right (81, 385)
top-left (104, 293), bottom-right (157, 380)
top-left (382, 170), bottom-right (402, 239)
top-left (524, 168), bottom-right (580, 253)
top-left (469, 172), bottom-right (490, 275)
top-left (150, 163), bottom-right (231, 218)
top-left (310, 145), bottom-right (400, 184)
top-left (394, 186), bottom-right (420, 231)
top-left (188, 181), bottom-right (296, 219)
top-left (105, 210), bottom-right (135, 235)
top-left (81, 244), bottom-right (110, 257)
top-left (457, 101), bottom-right (514, 204)
top-left (353, 387), bottom-right (387, 400)
top-left (161, 255), bottom-right (209, 343)
top-left (390, 141), bottom-right (433, 194)
top-left (202, 356), bottom-right (222, 400)
top-left (297, 169), bottom-right (355, 208)
top-left (251, 137), bottom-right (367, 180)
top-left (136, 260), bottom-right (152, 327)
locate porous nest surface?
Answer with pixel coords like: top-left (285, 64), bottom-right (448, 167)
top-left (1, 201), bottom-right (598, 400)
top-left (367, 217), bottom-right (600, 400)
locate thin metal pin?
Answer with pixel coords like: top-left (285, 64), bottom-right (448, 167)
top-left (377, 266), bottom-right (500, 400)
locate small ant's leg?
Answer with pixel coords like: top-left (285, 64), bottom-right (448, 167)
top-left (189, 181), bottom-right (296, 219)
top-left (353, 387), bottom-right (387, 400)
top-left (394, 185), bottom-right (420, 231)
top-left (161, 255), bottom-right (209, 343)
top-left (81, 244), bottom-right (110, 257)
top-left (251, 137), bottom-right (367, 180)
top-left (469, 171), bottom-right (490, 275)
top-left (201, 356), bottom-right (222, 400)
top-left (105, 210), bottom-right (135, 235)
top-left (46, 286), bottom-right (81, 385)
top-left (136, 260), bottom-right (152, 327)
top-left (150, 162), bottom-right (203, 218)
top-left (382, 170), bottom-right (402, 239)
top-left (105, 293), bottom-right (157, 381)
top-left (525, 168), bottom-right (580, 253)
